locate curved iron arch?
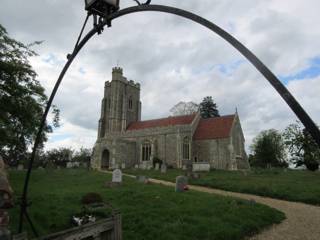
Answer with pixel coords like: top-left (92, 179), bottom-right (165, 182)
top-left (19, 3), bottom-right (320, 234)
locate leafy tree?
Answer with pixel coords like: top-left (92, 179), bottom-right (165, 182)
top-left (44, 148), bottom-right (73, 168)
top-left (0, 24), bottom-right (59, 165)
top-left (73, 147), bottom-right (92, 165)
top-left (169, 101), bottom-right (199, 116)
top-left (199, 96), bottom-right (220, 118)
top-left (283, 122), bottom-right (320, 171)
top-left (250, 129), bottom-right (287, 168)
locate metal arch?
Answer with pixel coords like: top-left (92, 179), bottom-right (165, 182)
top-left (20, 3), bottom-right (320, 234)
top-left (106, 4), bottom-right (320, 146)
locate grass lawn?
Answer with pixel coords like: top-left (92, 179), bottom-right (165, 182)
top-left (8, 169), bottom-right (284, 240)
top-left (124, 168), bottom-right (320, 205)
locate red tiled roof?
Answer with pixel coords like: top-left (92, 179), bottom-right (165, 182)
top-left (193, 115), bottom-right (235, 140)
top-left (127, 114), bottom-right (196, 131)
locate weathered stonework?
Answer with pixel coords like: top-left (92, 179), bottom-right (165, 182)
top-left (91, 67), bottom-right (249, 170)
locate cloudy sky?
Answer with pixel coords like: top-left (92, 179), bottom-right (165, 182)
top-left (1, 0), bottom-right (320, 152)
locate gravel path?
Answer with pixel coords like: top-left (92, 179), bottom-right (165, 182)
top-left (104, 171), bottom-right (320, 239)
top-left (147, 178), bottom-right (320, 240)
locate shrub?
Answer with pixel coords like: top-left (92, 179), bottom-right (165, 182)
top-left (81, 192), bottom-right (103, 205)
top-left (153, 157), bottom-right (163, 168)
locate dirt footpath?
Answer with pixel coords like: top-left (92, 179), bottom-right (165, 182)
top-left (148, 178), bottom-right (320, 240)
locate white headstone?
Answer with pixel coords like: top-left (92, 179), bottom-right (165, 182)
top-left (192, 163), bottom-right (210, 172)
top-left (66, 162), bottom-right (73, 168)
top-left (112, 169), bottom-right (122, 183)
top-left (134, 164), bottom-right (139, 169)
top-left (182, 165), bottom-right (187, 170)
top-left (140, 162), bottom-right (147, 170)
top-left (161, 164), bottom-right (167, 173)
top-left (155, 163), bottom-right (160, 170)
top-left (121, 163), bottom-right (126, 169)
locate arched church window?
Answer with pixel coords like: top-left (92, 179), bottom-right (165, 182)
top-left (182, 137), bottom-right (190, 160)
top-left (128, 96), bottom-right (133, 110)
top-left (142, 141), bottom-right (151, 161)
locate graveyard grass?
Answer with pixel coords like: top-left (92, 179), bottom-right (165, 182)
top-left (9, 169), bottom-right (284, 239)
top-left (124, 168), bottom-right (320, 205)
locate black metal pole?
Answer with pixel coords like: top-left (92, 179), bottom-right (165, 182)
top-left (19, 3), bottom-right (320, 234)
top-left (18, 25), bottom-right (99, 233)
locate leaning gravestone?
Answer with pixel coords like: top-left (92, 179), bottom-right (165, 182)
top-left (175, 176), bottom-right (188, 192)
top-left (155, 163), bottom-right (160, 171)
top-left (160, 164), bottom-right (167, 173)
top-left (112, 169), bottom-right (122, 184)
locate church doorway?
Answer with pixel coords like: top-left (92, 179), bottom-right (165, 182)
top-left (101, 149), bottom-right (110, 169)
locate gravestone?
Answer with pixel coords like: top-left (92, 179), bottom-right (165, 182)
top-left (175, 176), bottom-right (188, 192)
top-left (140, 162), bottom-right (147, 170)
top-left (161, 164), bottom-right (167, 173)
top-left (155, 163), bottom-right (160, 171)
top-left (136, 175), bottom-right (149, 184)
top-left (182, 165), bottom-right (187, 171)
top-left (66, 162), bottom-right (73, 168)
top-left (134, 164), bottom-right (139, 169)
top-left (17, 164), bottom-right (24, 171)
top-left (147, 165), bottom-right (152, 170)
top-left (121, 163), bottom-right (126, 169)
top-left (112, 169), bottom-right (122, 183)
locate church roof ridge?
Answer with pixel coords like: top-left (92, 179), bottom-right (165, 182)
top-left (126, 114), bottom-right (196, 131)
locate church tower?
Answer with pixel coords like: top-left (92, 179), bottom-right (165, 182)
top-left (98, 67), bottom-right (141, 137)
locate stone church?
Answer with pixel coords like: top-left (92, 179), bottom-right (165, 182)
top-left (91, 67), bottom-right (249, 170)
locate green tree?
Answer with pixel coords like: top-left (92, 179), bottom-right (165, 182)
top-left (199, 96), bottom-right (220, 118)
top-left (73, 147), bottom-right (92, 165)
top-left (250, 129), bottom-right (287, 168)
top-left (44, 148), bottom-right (73, 168)
top-left (283, 122), bottom-right (320, 171)
top-left (0, 24), bottom-right (59, 166)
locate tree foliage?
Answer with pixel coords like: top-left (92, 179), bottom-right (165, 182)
top-left (0, 24), bottom-right (59, 165)
top-left (170, 101), bottom-right (199, 116)
top-left (73, 147), bottom-right (92, 164)
top-left (283, 122), bottom-right (320, 171)
top-left (250, 129), bottom-right (287, 168)
top-left (199, 96), bottom-right (220, 119)
top-left (44, 148), bottom-right (73, 168)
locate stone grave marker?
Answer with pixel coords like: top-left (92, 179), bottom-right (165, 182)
top-left (112, 169), bottom-right (122, 183)
top-left (17, 164), bottom-right (24, 171)
top-left (175, 176), bottom-right (188, 192)
top-left (182, 165), bottom-right (187, 171)
top-left (161, 164), bottom-right (167, 173)
top-left (121, 163), bottom-right (126, 169)
top-left (155, 163), bottom-right (160, 170)
top-left (140, 162), bottom-right (147, 170)
top-left (136, 175), bottom-right (149, 184)
top-left (134, 164), bottom-right (139, 169)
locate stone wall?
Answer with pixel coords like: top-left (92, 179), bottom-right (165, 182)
top-left (229, 114), bottom-right (249, 169)
top-left (193, 138), bottom-right (231, 169)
